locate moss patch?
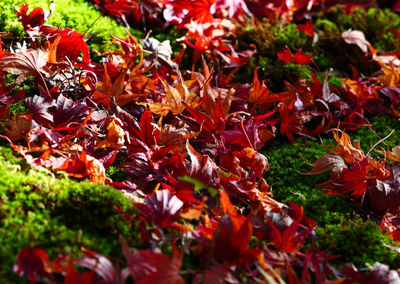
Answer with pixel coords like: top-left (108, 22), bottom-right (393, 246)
top-left (264, 115), bottom-right (400, 268)
top-left (0, 146), bottom-right (137, 281)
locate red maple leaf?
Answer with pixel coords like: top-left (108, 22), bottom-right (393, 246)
top-left (296, 20), bottom-right (314, 37)
top-left (13, 248), bottom-right (51, 283)
top-left (164, 0), bottom-right (216, 26)
top-left (277, 47), bottom-right (312, 65)
top-left (14, 2), bottom-right (54, 29)
top-left (135, 189), bottom-right (184, 229)
top-left (38, 26), bottom-right (90, 63)
top-left (278, 102), bottom-right (311, 144)
top-left (264, 204), bottom-right (316, 253)
top-left (318, 158), bottom-right (369, 200)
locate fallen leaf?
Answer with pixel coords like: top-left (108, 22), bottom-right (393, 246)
top-left (95, 118), bottom-right (126, 150)
top-left (303, 154), bottom-right (347, 179)
top-left (0, 48), bottom-right (48, 84)
top-left (342, 30), bottom-right (370, 53)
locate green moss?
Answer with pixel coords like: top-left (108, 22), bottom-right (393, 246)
top-left (236, 6), bottom-right (400, 80)
top-left (316, 217), bottom-right (400, 268)
top-left (264, 115), bottom-right (400, 214)
top-left (273, 23), bottom-right (309, 51)
top-left (328, 7), bottom-right (400, 51)
top-left (8, 101), bottom-right (27, 117)
top-left (314, 18), bottom-right (340, 35)
top-left (351, 115), bottom-right (400, 151)
top-left (264, 136), bottom-right (358, 226)
top-left (236, 19), bottom-right (310, 53)
top-left (105, 166), bottom-right (130, 182)
top-left (0, 145), bottom-right (137, 280)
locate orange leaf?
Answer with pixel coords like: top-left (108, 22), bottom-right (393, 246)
top-left (48, 35), bottom-right (60, 64)
top-left (323, 128), bottom-right (365, 164)
top-left (376, 62), bottom-right (400, 87)
top-left (383, 145), bottom-right (400, 162)
top-left (4, 114), bottom-right (33, 141)
top-left (144, 77), bottom-right (199, 116)
top-left (56, 151), bottom-right (106, 184)
top-left (95, 119), bottom-right (125, 150)
top-left (94, 65), bottom-right (135, 107)
top-left (220, 189), bottom-right (237, 216)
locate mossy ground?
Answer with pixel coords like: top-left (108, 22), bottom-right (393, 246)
top-left (264, 114), bottom-right (400, 268)
top-left (0, 146), bottom-right (137, 282)
top-left (2, 0), bottom-right (400, 280)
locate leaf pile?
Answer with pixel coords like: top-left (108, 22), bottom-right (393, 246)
top-left (3, 0), bottom-right (400, 283)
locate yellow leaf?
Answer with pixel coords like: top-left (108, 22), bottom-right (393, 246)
top-left (376, 63), bottom-right (400, 87)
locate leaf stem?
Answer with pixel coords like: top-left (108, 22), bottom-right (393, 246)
top-left (366, 129), bottom-right (395, 157)
top-left (38, 71), bottom-right (51, 98)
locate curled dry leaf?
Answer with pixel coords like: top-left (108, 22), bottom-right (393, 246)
top-left (342, 30), bottom-right (370, 53)
top-left (382, 145), bottom-right (400, 162)
top-left (303, 154), bottom-right (347, 179)
top-left (4, 114), bottom-right (34, 141)
top-left (144, 77), bottom-right (200, 116)
top-left (323, 129), bottom-right (365, 164)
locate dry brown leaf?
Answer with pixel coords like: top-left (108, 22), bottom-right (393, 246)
top-left (302, 154), bottom-right (347, 179)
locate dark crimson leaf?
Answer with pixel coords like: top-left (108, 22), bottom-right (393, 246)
top-left (183, 103), bottom-right (220, 133)
top-left (28, 126), bottom-right (61, 147)
top-left (50, 94), bottom-right (89, 127)
top-left (128, 249), bottom-right (184, 284)
top-left (25, 95), bottom-right (54, 127)
top-left (211, 214), bottom-right (259, 264)
top-left (342, 262), bottom-right (400, 283)
top-left (368, 164), bottom-right (400, 212)
top-left (278, 102), bottom-right (311, 144)
top-left (13, 248), bottom-right (51, 283)
top-left (193, 264), bottom-right (240, 284)
top-left (186, 142), bottom-right (216, 186)
top-left (14, 2), bottom-right (53, 29)
top-left (76, 248), bottom-right (128, 284)
top-left (139, 109), bottom-right (155, 146)
top-left (135, 189), bottom-right (183, 228)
